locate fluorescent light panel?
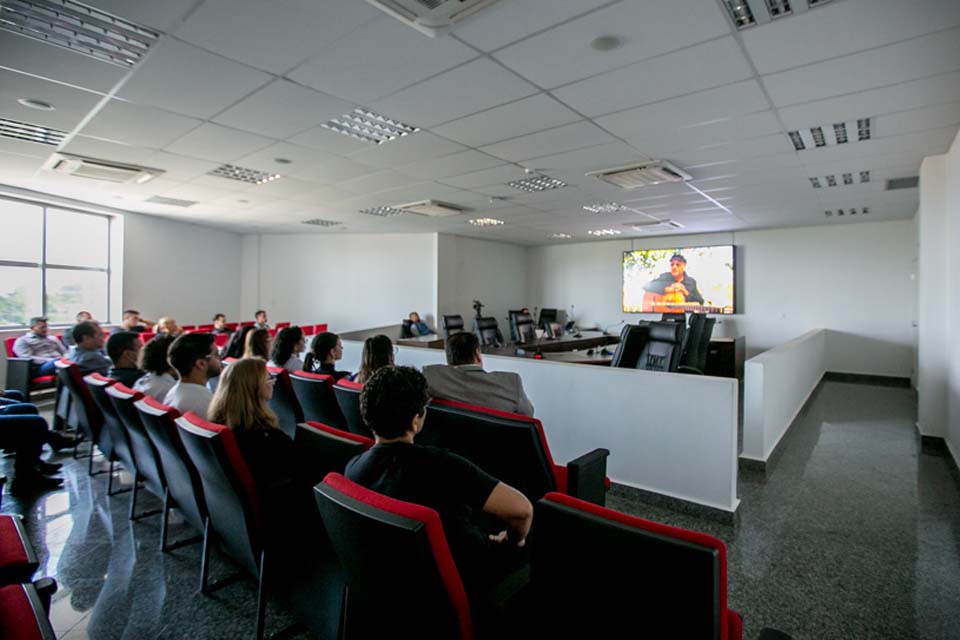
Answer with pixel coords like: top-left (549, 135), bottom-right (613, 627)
top-left (788, 117), bottom-right (871, 151)
top-left (321, 108), bottom-right (419, 145)
top-left (359, 206), bottom-right (404, 217)
top-left (765, 0), bottom-right (792, 17)
top-left (467, 218), bottom-right (504, 227)
top-left (302, 218), bottom-right (341, 227)
top-left (550, 233), bottom-right (573, 239)
top-left (208, 164), bottom-right (280, 185)
top-left (809, 169), bottom-right (870, 188)
top-left (507, 174), bottom-right (567, 193)
top-left (582, 202), bottom-right (626, 214)
top-left (0, 0), bottom-right (159, 67)
top-left (587, 228), bottom-right (621, 236)
top-left (145, 196), bottom-right (196, 207)
top-left (723, 0), bottom-right (755, 28)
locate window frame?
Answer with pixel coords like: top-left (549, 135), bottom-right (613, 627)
top-left (0, 194), bottom-right (114, 328)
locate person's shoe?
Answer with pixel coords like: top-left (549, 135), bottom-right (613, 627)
top-left (48, 431), bottom-right (78, 452)
top-left (37, 460), bottom-right (63, 475)
top-left (9, 474), bottom-right (63, 496)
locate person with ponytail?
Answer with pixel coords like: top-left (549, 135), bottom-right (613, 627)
top-left (302, 331), bottom-right (350, 381)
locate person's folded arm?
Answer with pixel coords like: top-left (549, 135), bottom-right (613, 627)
top-left (482, 482), bottom-right (533, 546)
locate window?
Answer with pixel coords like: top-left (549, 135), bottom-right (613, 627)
top-left (0, 196), bottom-right (115, 327)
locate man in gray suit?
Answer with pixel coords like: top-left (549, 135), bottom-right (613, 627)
top-left (423, 332), bottom-right (535, 417)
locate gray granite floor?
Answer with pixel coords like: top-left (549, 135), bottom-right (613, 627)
top-left (2, 380), bottom-right (959, 639)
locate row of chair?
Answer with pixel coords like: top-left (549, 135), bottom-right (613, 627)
top-left (610, 313), bottom-right (717, 373)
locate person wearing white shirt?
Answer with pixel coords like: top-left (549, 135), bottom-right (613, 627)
top-left (268, 326), bottom-right (305, 373)
top-left (163, 333), bottom-right (222, 420)
top-left (133, 334), bottom-right (177, 401)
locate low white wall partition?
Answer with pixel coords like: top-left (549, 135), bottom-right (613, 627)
top-left (342, 339), bottom-right (741, 513)
top-left (742, 329), bottom-right (826, 463)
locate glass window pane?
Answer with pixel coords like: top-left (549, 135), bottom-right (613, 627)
top-left (0, 266), bottom-right (42, 327)
top-left (45, 269), bottom-right (108, 325)
top-left (0, 199), bottom-right (42, 263)
top-left (46, 209), bottom-right (109, 268)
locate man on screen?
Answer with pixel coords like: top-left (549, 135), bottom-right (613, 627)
top-left (642, 254), bottom-right (704, 309)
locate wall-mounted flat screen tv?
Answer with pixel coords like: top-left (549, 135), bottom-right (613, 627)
top-left (622, 245), bottom-right (735, 314)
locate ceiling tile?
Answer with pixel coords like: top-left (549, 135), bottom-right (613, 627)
top-left (875, 102), bottom-right (960, 138)
top-left (370, 58), bottom-right (538, 127)
top-left (288, 16), bottom-right (478, 104)
top-left (233, 141), bottom-right (337, 174)
top-left (81, 99), bottom-right (202, 148)
top-left (212, 79), bottom-right (353, 139)
top-left (289, 184), bottom-right (357, 205)
top-left (438, 164), bottom-right (530, 189)
top-left (82, 0), bottom-right (199, 32)
top-left (626, 111), bottom-right (783, 158)
top-left (289, 156), bottom-right (378, 184)
top-left (164, 123), bottom-right (274, 163)
top-left (0, 69), bottom-right (103, 131)
top-left (554, 37), bottom-right (753, 117)
top-left (174, 0), bottom-right (378, 73)
top-left (479, 121), bottom-right (614, 163)
top-left (761, 27), bottom-right (960, 107)
top-left (453, 0), bottom-right (609, 52)
top-left (493, 0), bottom-right (729, 88)
top-left (669, 134), bottom-right (796, 167)
top-left (431, 93), bottom-right (581, 148)
top-left (141, 151), bottom-right (220, 181)
top-left (61, 136), bottom-right (158, 165)
top-left (0, 32), bottom-right (127, 93)
top-left (118, 39), bottom-right (272, 119)
top-left (339, 170), bottom-right (413, 195)
top-left (596, 80), bottom-right (770, 140)
top-left (287, 125), bottom-right (372, 155)
top-left (742, 0), bottom-right (960, 75)
top-left (524, 141), bottom-right (648, 174)
top-left (347, 132), bottom-right (465, 169)
top-left (395, 150), bottom-right (504, 181)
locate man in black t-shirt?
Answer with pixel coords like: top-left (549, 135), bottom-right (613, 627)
top-left (345, 366), bottom-right (532, 593)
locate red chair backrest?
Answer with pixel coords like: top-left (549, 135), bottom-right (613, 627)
top-left (4, 337), bottom-right (15, 358)
top-left (214, 333), bottom-right (230, 348)
top-left (139, 332), bottom-right (156, 343)
top-left (266, 367), bottom-right (304, 438)
top-left (275, 322), bottom-right (290, 329)
top-left (196, 324), bottom-right (215, 332)
top-left (0, 584), bottom-right (56, 640)
top-left (333, 379), bottom-right (369, 438)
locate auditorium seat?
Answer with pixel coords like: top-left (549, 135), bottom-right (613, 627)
top-left (135, 397), bottom-right (208, 553)
top-left (315, 473), bottom-right (473, 640)
top-left (59, 361), bottom-right (110, 475)
top-left (421, 399), bottom-right (610, 505)
top-left (527, 492), bottom-right (795, 639)
top-left (106, 383), bottom-right (167, 521)
top-left (0, 583), bottom-right (57, 640)
top-left (83, 373), bottom-right (133, 495)
top-left (214, 333), bottom-right (230, 348)
top-left (181, 325), bottom-right (196, 332)
top-left (442, 314), bottom-right (465, 340)
top-left (333, 379), bottom-right (370, 438)
top-left (275, 322), bottom-right (290, 329)
top-left (3, 337), bottom-right (57, 402)
top-left (225, 322), bottom-right (239, 331)
top-left (195, 324), bottom-right (215, 332)
top-left (290, 371), bottom-right (347, 430)
top-left (265, 366), bottom-right (304, 438)
top-left (295, 421), bottom-right (373, 487)
top-left (473, 316), bottom-right (503, 347)
top-left (0, 515), bottom-right (38, 586)
top-left (139, 331), bottom-right (156, 343)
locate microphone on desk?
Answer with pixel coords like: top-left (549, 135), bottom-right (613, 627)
top-left (602, 320), bottom-right (625, 336)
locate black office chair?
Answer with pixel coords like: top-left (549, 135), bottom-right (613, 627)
top-left (538, 308), bottom-right (558, 329)
top-left (637, 321), bottom-right (685, 372)
top-left (441, 314), bottom-right (464, 340)
top-left (400, 320), bottom-right (414, 338)
top-left (679, 316), bottom-right (716, 375)
top-left (473, 317), bottom-right (503, 348)
top-left (515, 313), bottom-right (536, 344)
top-left (544, 321), bottom-right (564, 339)
top-left (610, 323), bottom-right (650, 369)
top-left (507, 310), bottom-right (524, 342)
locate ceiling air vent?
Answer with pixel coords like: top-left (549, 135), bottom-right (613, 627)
top-left (365, 0), bottom-right (501, 37)
top-left (145, 196), bottom-right (197, 208)
top-left (0, 118), bottom-right (66, 146)
top-left (788, 118), bottom-right (871, 151)
top-left (622, 219), bottom-right (685, 232)
top-left (302, 218), bottom-right (342, 227)
top-left (43, 153), bottom-right (164, 184)
top-left (396, 200), bottom-right (464, 217)
top-left (587, 161), bottom-right (692, 190)
top-left (886, 176), bottom-right (919, 190)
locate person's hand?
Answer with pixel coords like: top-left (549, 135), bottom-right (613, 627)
top-left (489, 530), bottom-right (526, 547)
top-left (674, 283), bottom-right (689, 296)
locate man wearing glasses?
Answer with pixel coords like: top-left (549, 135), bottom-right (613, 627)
top-left (163, 333), bottom-right (222, 420)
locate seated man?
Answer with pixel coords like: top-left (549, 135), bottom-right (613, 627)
top-left (408, 311), bottom-right (434, 336)
top-left (345, 366), bottom-right (532, 596)
top-left (155, 316), bottom-right (183, 337)
top-left (62, 310), bottom-right (93, 348)
top-left (106, 332), bottom-right (145, 387)
top-left (120, 309), bottom-right (153, 333)
top-left (212, 313), bottom-right (233, 335)
top-left (254, 309), bottom-right (270, 330)
top-left (423, 332), bottom-right (535, 416)
top-left (164, 333), bottom-right (221, 419)
top-left (0, 392), bottom-right (72, 495)
top-left (71, 321), bottom-right (111, 375)
top-left (13, 316), bottom-right (67, 376)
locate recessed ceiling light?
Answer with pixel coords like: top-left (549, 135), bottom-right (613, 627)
top-left (17, 98), bottom-right (55, 111)
top-left (590, 35), bottom-right (624, 51)
top-left (789, 118), bottom-right (871, 150)
top-left (722, 0), bottom-right (756, 28)
top-left (208, 164), bottom-right (280, 185)
top-left (550, 233), bottom-right (573, 239)
top-left (587, 228), bottom-right (622, 236)
top-left (507, 173), bottom-right (567, 193)
top-left (274, 157), bottom-right (292, 164)
top-left (468, 218), bottom-right (504, 227)
top-left (321, 108), bottom-right (419, 144)
top-left (359, 206), bottom-right (404, 217)
top-left (765, 0), bottom-right (792, 17)
top-left (583, 202), bottom-right (627, 214)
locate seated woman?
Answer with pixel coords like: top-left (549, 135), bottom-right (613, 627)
top-left (222, 325), bottom-right (254, 359)
top-left (350, 334), bottom-right (394, 384)
top-left (155, 316), bottom-right (183, 337)
top-left (268, 326), bottom-right (304, 373)
top-left (243, 328), bottom-right (271, 360)
top-left (133, 335), bottom-right (178, 401)
top-left (408, 311), bottom-right (434, 336)
top-left (302, 332), bottom-right (350, 381)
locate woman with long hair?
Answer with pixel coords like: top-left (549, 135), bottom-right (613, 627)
top-left (223, 325), bottom-right (254, 359)
top-left (133, 334), bottom-right (177, 401)
top-left (351, 334), bottom-right (394, 384)
top-left (302, 331), bottom-right (350, 381)
top-left (268, 326), bottom-right (304, 372)
top-left (243, 327), bottom-right (270, 360)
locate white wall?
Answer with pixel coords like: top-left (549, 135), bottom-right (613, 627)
top-left (245, 232), bottom-right (437, 332)
top-left (945, 133), bottom-right (960, 463)
top-left (527, 220), bottom-right (916, 377)
top-left (436, 234), bottom-right (527, 331)
top-left (122, 213), bottom-right (243, 325)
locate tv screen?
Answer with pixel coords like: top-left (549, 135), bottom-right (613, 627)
top-left (622, 245), bottom-right (735, 314)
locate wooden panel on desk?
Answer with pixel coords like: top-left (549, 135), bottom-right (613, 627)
top-left (704, 336), bottom-right (745, 380)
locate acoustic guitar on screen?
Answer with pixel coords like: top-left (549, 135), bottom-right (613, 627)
top-left (640, 291), bottom-right (730, 314)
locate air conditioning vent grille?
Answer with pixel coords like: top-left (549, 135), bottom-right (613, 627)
top-left (365, 0), bottom-right (501, 37)
top-left (587, 161), bottom-right (691, 190)
top-left (302, 218), bottom-right (342, 227)
top-left (145, 196), bottom-right (197, 208)
top-left (886, 176), bottom-right (919, 190)
top-left (0, 117), bottom-right (66, 146)
top-left (42, 152), bottom-right (163, 184)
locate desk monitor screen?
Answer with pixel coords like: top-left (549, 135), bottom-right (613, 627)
top-left (622, 245), bottom-right (735, 314)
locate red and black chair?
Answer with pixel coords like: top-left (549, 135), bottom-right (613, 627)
top-left (0, 516), bottom-right (38, 586)
top-left (275, 322), bottom-right (291, 330)
top-left (138, 331), bottom-right (156, 343)
top-left (134, 397), bottom-right (207, 553)
top-left (0, 583), bottom-right (57, 640)
top-left (180, 325), bottom-right (196, 332)
top-left (315, 473), bottom-right (473, 640)
top-left (290, 371), bottom-right (347, 430)
top-left (84, 373), bottom-right (135, 496)
top-left (3, 337), bottom-right (57, 402)
top-left (265, 366), bottom-right (304, 439)
top-left (195, 324), bottom-right (215, 333)
top-left (106, 383), bottom-right (166, 521)
top-left (332, 379), bottom-right (370, 438)
top-left (58, 361), bottom-right (111, 475)
top-left (529, 493), bottom-right (792, 639)
top-left (294, 422), bottom-right (372, 487)
top-left (421, 399), bottom-right (610, 505)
